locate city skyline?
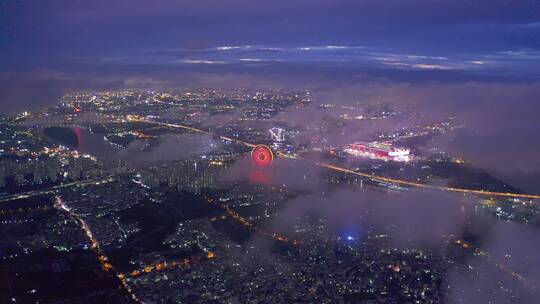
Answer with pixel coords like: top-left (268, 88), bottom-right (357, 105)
top-left (1, 1), bottom-right (540, 303)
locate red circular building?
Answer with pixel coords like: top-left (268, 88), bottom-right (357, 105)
top-left (251, 144), bottom-right (274, 167)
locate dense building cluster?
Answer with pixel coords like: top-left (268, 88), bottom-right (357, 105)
top-left (0, 89), bottom-right (537, 303)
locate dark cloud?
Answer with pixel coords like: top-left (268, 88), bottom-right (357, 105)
top-left (0, 69), bottom-right (123, 114)
top-left (116, 133), bottom-right (222, 168)
top-left (266, 188), bottom-right (473, 248)
top-left (445, 221), bottom-right (540, 303)
top-left (2, 0), bottom-right (540, 70)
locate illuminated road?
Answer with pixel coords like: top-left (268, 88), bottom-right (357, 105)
top-left (0, 177), bottom-right (116, 203)
top-left (204, 196), bottom-right (299, 245)
top-left (448, 236), bottom-right (535, 290)
top-left (124, 252), bottom-right (218, 278)
top-left (223, 205), bottom-right (299, 244)
top-left (314, 162), bottom-right (540, 200)
top-left (54, 196), bottom-right (140, 303)
top-left (143, 119), bottom-right (540, 200)
top-left (147, 120), bottom-right (256, 148)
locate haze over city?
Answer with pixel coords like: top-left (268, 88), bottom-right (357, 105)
top-left (1, 1), bottom-right (540, 303)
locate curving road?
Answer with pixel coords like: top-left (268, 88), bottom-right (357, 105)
top-left (143, 119), bottom-right (540, 200)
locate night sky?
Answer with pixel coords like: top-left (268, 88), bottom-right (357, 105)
top-left (1, 0), bottom-right (540, 78)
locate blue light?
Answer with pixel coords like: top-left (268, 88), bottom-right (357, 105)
top-left (347, 236), bottom-right (354, 241)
